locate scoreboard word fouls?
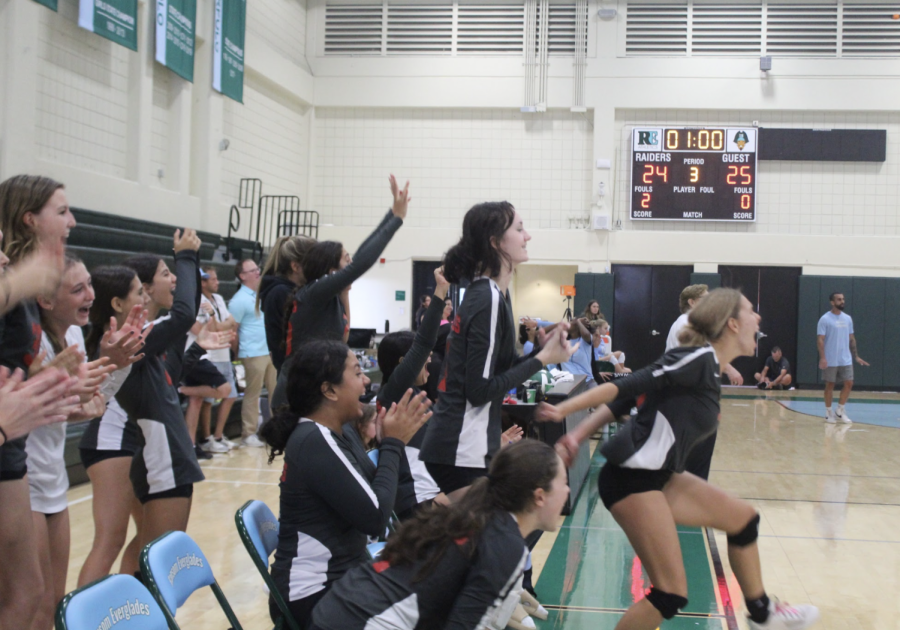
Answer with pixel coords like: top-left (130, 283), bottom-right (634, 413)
top-left (630, 127), bottom-right (758, 222)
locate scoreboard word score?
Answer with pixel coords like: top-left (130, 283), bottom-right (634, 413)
top-left (630, 127), bottom-right (758, 222)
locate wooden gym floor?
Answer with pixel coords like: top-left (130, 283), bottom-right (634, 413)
top-left (63, 389), bottom-right (900, 629)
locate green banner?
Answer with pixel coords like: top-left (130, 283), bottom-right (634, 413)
top-left (213, 0), bottom-right (245, 103)
top-left (155, 0), bottom-right (196, 81)
top-left (78, 0), bottom-right (138, 50)
top-left (33, 0), bottom-right (58, 12)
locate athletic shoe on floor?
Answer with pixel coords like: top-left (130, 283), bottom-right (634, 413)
top-left (194, 444), bottom-right (213, 460)
top-left (242, 434), bottom-right (265, 448)
top-left (217, 437), bottom-right (237, 450)
top-left (824, 409), bottom-right (836, 424)
top-left (202, 436), bottom-right (229, 453)
top-left (747, 599), bottom-right (820, 630)
top-left (835, 408), bottom-right (852, 424)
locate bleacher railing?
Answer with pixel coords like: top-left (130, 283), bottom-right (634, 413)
top-left (227, 179), bottom-right (320, 262)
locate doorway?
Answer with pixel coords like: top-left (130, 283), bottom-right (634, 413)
top-left (611, 264), bottom-right (693, 371)
top-left (411, 261), bottom-right (468, 330)
top-left (719, 266), bottom-right (801, 385)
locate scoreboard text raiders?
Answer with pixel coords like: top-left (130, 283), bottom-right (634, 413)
top-left (630, 127), bottom-right (758, 222)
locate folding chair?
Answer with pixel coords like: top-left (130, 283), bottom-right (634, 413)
top-left (235, 500), bottom-right (300, 630)
top-left (55, 574), bottom-right (167, 630)
top-left (139, 531), bottom-right (243, 630)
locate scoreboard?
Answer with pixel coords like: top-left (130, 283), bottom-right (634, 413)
top-left (630, 127), bottom-right (758, 222)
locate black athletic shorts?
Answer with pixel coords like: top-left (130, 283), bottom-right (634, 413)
top-left (140, 483), bottom-right (194, 504)
top-left (598, 464), bottom-right (673, 510)
top-left (425, 462), bottom-right (488, 495)
top-left (183, 358), bottom-right (227, 389)
top-left (80, 447), bottom-right (135, 470)
top-left (0, 439), bottom-right (28, 481)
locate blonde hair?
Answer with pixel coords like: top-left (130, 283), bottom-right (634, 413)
top-left (590, 319), bottom-right (609, 333)
top-left (0, 175), bottom-right (65, 264)
top-left (678, 283), bottom-right (709, 314)
top-left (677, 288), bottom-right (743, 347)
top-left (255, 234), bottom-right (316, 314)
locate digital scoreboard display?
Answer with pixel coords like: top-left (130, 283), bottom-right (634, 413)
top-left (630, 127), bottom-right (758, 222)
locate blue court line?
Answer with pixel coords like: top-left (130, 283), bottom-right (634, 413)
top-left (777, 399), bottom-right (900, 428)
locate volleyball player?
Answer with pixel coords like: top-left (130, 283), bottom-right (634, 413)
top-left (116, 230), bottom-right (205, 573)
top-left (309, 440), bottom-right (569, 630)
top-left (259, 340), bottom-right (431, 629)
top-left (258, 235), bottom-right (316, 373)
top-left (419, 202), bottom-right (574, 500)
top-left (0, 175), bottom-right (78, 627)
top-left (28, 255), bottom-right (137, 629)
top-left (538, 289), bottom-right (820, 630)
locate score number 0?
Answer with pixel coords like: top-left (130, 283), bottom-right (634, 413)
top-left (727, 165), bottom-right (753, 211)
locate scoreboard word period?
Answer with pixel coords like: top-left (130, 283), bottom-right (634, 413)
top-left (630, 127), bottom-right (758, 222)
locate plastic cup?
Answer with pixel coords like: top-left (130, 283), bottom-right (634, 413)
top-left (526, 389), bottom-right (536, 403)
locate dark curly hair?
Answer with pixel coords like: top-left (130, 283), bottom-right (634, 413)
top-left (381, 439), bottom-right (559, 580)
top-left (442, 202), bottom-right (516, 284)
top-left (259, 339), bottom-right (350, 463)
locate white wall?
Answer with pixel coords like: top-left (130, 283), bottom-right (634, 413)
top-left (3, 0), bottom-right (900, 296)
top-left (512, 264), bottom-right (580, 323)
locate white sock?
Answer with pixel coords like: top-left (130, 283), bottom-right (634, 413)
top-left (837, 404), bottom-right (845, 414)
top-left (826, 406), bottom-right (833, 415)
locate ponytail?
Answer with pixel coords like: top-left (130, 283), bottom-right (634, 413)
top-left (442, 202), bottom-right (516, 284)
top-left (677, 288), bottom-right (743, 347)
top-left (381, 439), bottom-right (559, 579)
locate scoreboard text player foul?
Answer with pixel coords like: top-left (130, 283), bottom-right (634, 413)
top-left (630, 127), bottom-right (758, 222)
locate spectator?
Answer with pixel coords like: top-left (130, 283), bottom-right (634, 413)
top-left (193, 267), bottom-right (239, 453)
top-left (755, 346), bottom-right (793, 390)
top-left (560, 318), bottom-right (596, 387)
top-left (591, 320), bottom-right (630, 375)
top-left (582, 300), bottom-right (605, 324)
top-left (413, 294), bottom-right (431, 331)
top-left (228, 258), bottom-right (276, 448)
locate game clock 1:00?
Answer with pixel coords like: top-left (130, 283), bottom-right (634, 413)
top-left (629, 127), bottom-right (758, 222)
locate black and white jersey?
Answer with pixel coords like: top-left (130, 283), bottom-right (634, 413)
top-left (272, 419), bottom-right (403, 605)
top-left (115, 251), bottom-right (204, 497)
top-left (311, 511), bottom-right (528, 630)
top-left (377, 295), bottom-right (446, 513)
top-left (0, 300), bottom-right (43, 477)
top-left (601, 345), bottom-right (721, 473)
top-left (420, 278), bottom-right (542, 469)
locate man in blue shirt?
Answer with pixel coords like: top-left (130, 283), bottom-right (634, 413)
top-left (817, 292), bottom-right (869, 423)
top-left (228, 259), bottom-right (277, 447)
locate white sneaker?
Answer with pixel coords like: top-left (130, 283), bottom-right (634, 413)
top-left (824, 409), bottom-right (836, 424)
top-left (218, 437), bottom-right (238, 450)
top-left (835, 408), bottom-right (852, 424)
top-left (242, 434), bottom-right (265, 448)
top-left (202, 437), bottom-right (229, 453)
top-left (747, 599), bottom-right (820, 630)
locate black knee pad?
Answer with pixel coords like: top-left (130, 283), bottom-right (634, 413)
top-left (645, 587), bottom-right (688, 619)
top-left (727, 513), bottom-right (761, 547)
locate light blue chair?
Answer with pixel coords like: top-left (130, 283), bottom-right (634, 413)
top-left (235, 500), bottom-right (300, 630)
top-left (139, 531), bottom-right (243, 630)
top-left (55, 574), bottom-right (167, 630)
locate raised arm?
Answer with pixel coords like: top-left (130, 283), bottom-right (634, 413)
top-left (141, 231), bottom-right (202, 357)
top-left (305, 176), bottom-right (408, 303)
top-left (378, 268), bottom-right (450, 406)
